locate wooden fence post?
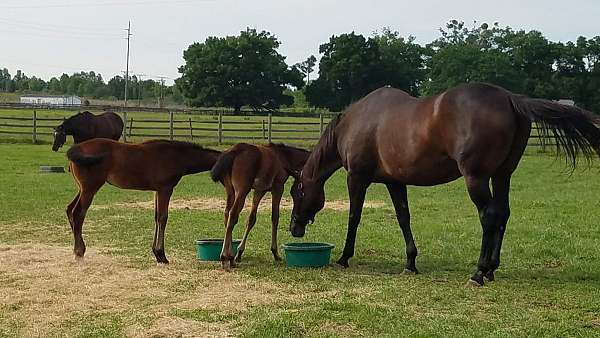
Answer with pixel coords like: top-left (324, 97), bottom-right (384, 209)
top-left (218, 111), bottom-right (223, 145)
top-left (319, 113), bottom-right (324, 135)
top-left (128, 118), bottom-right (134, 138)
top-left (268, 113), bottom-right (272, 143)
top-left (262, 119), bottom-right (266, 140)
top-left (189, 117), bottom-right (194, 140)
top-left (169, 111), bottom-right (174, 141)
top-left (122, 111), bottom-right (128, 142)
top-left (32, 110), bottom-right (37, 144)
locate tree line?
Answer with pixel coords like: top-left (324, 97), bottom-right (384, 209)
top-left (0, 69), bottom-right (183, 105)
top-left (3, 21), bottom-right (600, 112)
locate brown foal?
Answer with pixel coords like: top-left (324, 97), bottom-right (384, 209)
top-left (210, 143), bottom-right (310, 269)
top-left (66, 138), bottom-right (220, 263)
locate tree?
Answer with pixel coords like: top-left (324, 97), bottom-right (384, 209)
top-left (305, 30), bottom-right (426, 111)
top-left (305, 32), bottom-right (383, 111)
top-left (176, 28), bottom-right (303, 112)
top-left (372, 28), bottom-right (426, 96)
top-left (295, 55), bottom-right (317, 85)
top-left (423, 21), bottom-right (525, 95)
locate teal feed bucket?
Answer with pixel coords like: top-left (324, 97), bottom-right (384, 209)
top-left (283, 242), bottom-right (334, 267)
top-left (195, 239), bottom-right (241, 261)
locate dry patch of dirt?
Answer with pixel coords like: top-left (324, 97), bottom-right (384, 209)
top-left (0, 244), bottom-right (288, 337)
top-left (92, 197), bottom-right (388, 212)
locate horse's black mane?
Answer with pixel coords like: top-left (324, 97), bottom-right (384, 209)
top-left (305, 113), bottom-right (343, 180)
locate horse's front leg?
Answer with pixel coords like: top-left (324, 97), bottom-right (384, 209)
top-left (270, 185), bottom-right (284, 261)
top-left (152, 188), bottom-right (173, 264)
top-left (337, 174), bottom-right (370, 268)
top-left (235, 189), bottom-right (266, 262)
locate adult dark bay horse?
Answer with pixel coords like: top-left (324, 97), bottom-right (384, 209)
top-left (210, 143), bottom-right (310, 269)
top-left (52, 111), bottom-right (123, 151)
top-left (288, 82), bottom-right (600, 286)
top-left (66, 138), bottom-right (221, 263)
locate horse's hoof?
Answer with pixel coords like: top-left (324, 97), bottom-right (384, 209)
top-left (466, 278), bottom-right (484, 288)
top-left (484, 270), bottom-right (495, 282)
top-left (273, 255), bottom-right (282, 262)
top-left (402, 268), bottom-right (418, 275)
top-left (74, 255), bottom-right (84, 264)
top-left (336, 259), bottom-right (349, 268)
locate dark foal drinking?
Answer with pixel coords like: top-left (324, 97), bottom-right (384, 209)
top-left (53, 111), bottom-right (123, 151)
top-left (210, 143), bottom-right (310, 270)
top-left (288, 82), bottom-right (600, 286)
top-left (65, 138), bottom-right (221, 263)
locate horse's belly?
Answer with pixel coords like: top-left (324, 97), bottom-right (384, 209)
top-left (377, 157), bottom-right (462, 186)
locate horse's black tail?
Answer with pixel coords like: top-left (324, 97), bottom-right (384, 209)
top-left (510, 94), bottom-right (600, 168)
top-left (210, 149), bottom-right (239, 183)
top-left (67, 145), bottom-right (105, 166)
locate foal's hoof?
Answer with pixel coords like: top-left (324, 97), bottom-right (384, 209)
top-left (221, 260), bottom-right (232, 271)
top-left (484, 270), bottom-right (495, 282)
top-left (74, 255), bottom-right (85, 264)
top-left (234, 251), bottom-right (243, 263)
top-left (402, 268), bottom-right (418, 275)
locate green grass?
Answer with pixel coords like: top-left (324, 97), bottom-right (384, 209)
top-left (1, 142), bottom-right (600, 337)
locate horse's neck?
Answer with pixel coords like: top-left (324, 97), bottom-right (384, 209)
top-left (305, 139), bottom-right (342, 183)
top-left (183, 149), bottom-right (220, 175)
top-left (274, 147), bottom-right (309, 171)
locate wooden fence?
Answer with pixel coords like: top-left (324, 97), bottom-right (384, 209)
top-left (0, 109), bottom-right (558, 147)
top-left (0, 110), bottom-right (330, 145)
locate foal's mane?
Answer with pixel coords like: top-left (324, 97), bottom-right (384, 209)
top-left (305, 113), bottom-right (343, 180)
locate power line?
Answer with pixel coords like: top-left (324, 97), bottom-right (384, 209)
top-left (0, 0), bottom-right (210, 9)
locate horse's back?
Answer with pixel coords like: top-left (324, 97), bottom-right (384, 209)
top-left (336, 83), bottom-right (524, 185)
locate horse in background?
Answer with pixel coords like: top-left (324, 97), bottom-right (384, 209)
top-left (52, 111), bottom-right (123, 151)
top-left (210, 143), bottom-right (310, 269)
top-left (65, 139), bottom-right (221, 263)
top-left (287, 82), bottom-right (600, 286)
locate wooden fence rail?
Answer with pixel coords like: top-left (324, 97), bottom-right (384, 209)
top-left (0, 109), bottom-right (558, 147)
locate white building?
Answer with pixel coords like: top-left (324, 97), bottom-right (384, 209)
top-left (20, 95), bottom-right (82, 106)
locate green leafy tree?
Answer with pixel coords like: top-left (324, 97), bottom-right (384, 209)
top-left (372, 28), bottom-right (427, 96)
top-left (305, 32), bottom-right (383, 111)
top-left (177, 28), bottom-right (303, 112)
top-left (424, 21), bottom-right (525, 95)
top-left (295, 55), bottom-right (317, 85)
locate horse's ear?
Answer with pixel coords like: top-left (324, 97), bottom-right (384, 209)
top-left (286, 168), bottom-right (301, 180)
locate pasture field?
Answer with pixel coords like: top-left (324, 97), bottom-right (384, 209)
top-left (1, 142), bottom-right (600, 337)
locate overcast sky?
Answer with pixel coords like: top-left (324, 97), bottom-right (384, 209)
top-left (1, 0), bottom-right (598, 85)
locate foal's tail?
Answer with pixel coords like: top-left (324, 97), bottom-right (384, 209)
top-left (67, 145), bottom-right (105, 166)
top-left (210, 149), bottom-right (239, 183)
top-left (510, 94), bottom-right (600, 168)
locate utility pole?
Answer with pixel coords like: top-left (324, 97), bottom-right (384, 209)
top-left (157, 76), bottom-right (167, 108)
top-left (135, 73), bottom-right (146, 107)
top-left (124, 21), bottom-right (132, 108)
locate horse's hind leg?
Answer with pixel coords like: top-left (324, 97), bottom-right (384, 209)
top-left (71, 187), bottom-right (100, 260)
top-left (235, 189), bottom-right (266, 262)
top-left (152, 189), bottom-right (173, 264)
top-left (223, 177), bottom-right (235, 228)
top-left (221, 187), bottom-right (250, 270)
top-left (269, 185), bottom-right (284, 261)
top-left (485, 175), bottom-right (511, 282)
top-left (464, 175), bottom-right (496, 286)
top-left (386, 183), bottom-right (418, 273)
top-left (66, 192), bottom-right (80, 231)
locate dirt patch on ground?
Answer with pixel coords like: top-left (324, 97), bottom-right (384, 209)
top-left (92, 197), bottom-right (388, 212)
top-left (0, 244), bottom-right (287, 337)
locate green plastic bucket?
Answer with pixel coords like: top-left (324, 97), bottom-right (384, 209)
top-left (283, 242), bottom-right (335, 267)
top-left (195, 239), bottom-right (241, 261)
